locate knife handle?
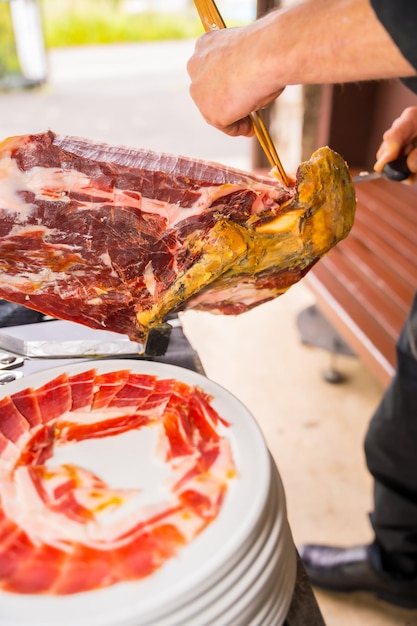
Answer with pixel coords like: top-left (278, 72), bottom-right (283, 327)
top-left (382, 155), bottom-right (412, 181)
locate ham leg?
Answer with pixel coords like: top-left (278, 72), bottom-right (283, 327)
top-left (0, 131), bottom-right (355, 342)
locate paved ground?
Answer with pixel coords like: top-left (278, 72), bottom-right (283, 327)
top-left (0, 40), bottom-right (252, 169)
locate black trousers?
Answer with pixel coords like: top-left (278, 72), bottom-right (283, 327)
top-left (365, 292), bottom-right (417, 573)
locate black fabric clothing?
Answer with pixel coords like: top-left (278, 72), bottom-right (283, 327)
top-left (401, 77), bottom-right (417, 95)
top-left (354, 0), bottom-right (417, 579)
top-left (365, 293), bottom-right (417, 577)
top-left (371, 1), bottom-right (417, 86)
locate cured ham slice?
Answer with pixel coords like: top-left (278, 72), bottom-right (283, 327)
top-left (67, 368), bottom-right (96, 411)
top-left (10, 388), bottom-right (43, 427)
top-left (91, 369), bottom-right (130, 409)
top-left (0, 396), bottom-right (30, 443)
top-left (0, 367), bottom-right (236, 595)
top-left (0, 131), bottom-right (355, 343)
top-left (36, 373), bottom-right (72, 422)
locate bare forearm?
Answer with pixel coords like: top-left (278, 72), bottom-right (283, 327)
top-left (259, 0), bottom-right (415, 86)
top-left (187, 0), bottom-right (416, 136)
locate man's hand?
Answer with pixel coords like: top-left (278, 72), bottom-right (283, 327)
top-left (187, 0), bottom-right (416, 139)
top-left (374, 107), bottom-right (417, 183)
top-left (186, 25), bottom-right (284, 138)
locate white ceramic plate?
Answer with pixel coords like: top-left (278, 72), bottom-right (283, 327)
top-left (0, 360), bottom-right (271, 626)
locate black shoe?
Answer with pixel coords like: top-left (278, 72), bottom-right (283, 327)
top-left (299, 544), bottom-right (417, 609)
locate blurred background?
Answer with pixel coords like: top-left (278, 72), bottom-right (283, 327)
top-left (0, 0), bottom-right (305, 172)
top-left (0, 2), bottom-right (417, 624)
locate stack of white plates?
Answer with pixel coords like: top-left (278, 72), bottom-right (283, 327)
top-left (0, 360), bottom-right (296, 626)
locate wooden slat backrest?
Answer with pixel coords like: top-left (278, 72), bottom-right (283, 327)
top-left (305, 177), bottom-right (417, 387)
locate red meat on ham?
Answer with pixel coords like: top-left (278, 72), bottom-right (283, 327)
top-left (0, 131), bottom-right (355, 342)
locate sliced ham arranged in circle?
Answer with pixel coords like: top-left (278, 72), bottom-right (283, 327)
top-left (0, 364), bottom-right (236, 596)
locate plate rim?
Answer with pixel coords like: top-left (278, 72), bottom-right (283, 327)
top-left (0, 359), bottom-right (271, 626)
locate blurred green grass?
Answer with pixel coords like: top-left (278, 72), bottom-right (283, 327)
top-left (0, 0), bottom-right (245, 79)
top-left (0, 3), bottom-right (20, 77)
top-left (40, 0), bottom-right (204, 48)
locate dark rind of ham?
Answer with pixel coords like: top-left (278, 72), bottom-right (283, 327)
top-left (0, 367), bottom-right (234, 595)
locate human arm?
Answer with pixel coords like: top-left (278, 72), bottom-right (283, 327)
top-left (187, 0), bottom-right (416, 137)
top-left (374, 106), bottom-right (417, 183)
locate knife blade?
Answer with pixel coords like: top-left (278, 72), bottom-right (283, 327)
top-left (353, 155), bottom-right (412, 183)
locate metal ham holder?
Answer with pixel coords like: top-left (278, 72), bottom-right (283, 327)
top-left (193, 0), bottom-right (289, 186)
top-left (0, 313), bottom-right (172, 358)
top-left (0, 307), bottom-right (205, 384)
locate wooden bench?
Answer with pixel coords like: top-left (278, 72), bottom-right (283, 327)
top-left (304, 176), bottom-right (417, 388)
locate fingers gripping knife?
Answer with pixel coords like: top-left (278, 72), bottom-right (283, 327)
top-left (353, 155), bottom-right (412, 183)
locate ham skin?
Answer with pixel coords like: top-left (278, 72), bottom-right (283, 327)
top-left (0, 131), bottom-right (356, 342)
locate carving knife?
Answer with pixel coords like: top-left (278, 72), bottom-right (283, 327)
top-left (353, 155), bottom-right (412, 183)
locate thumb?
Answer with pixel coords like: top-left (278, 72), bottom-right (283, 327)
top-left (406, 146), bottom-right (417, 173)
top-left (222, 116), bottom-right (254, 138)
top-left (374, 141), bottom-right (401, 172)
